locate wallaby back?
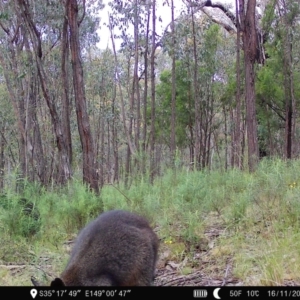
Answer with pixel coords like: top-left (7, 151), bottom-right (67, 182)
top-left (50, 210), bottom-right (159, 286)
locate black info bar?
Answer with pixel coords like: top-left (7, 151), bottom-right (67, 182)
top-left (1, 287), bottom-right (300, 300)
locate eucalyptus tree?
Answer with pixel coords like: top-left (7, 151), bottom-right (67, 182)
top-left (256, 0), bottom-right (300, 158)
top-left (108, 12), bottom-right (136, 186)
top-left (149, 0), bottom-right (157, 183)
top-left (109, 0), bottom-right (136, 185)
top-left (141, 1), bottom-right (151, 175)
top-left (161, 8), bottom-right (231, 169)
top-left (184, 0), bottom-right (267, 171)
top-left (108, 0), bottom-right (159, 184)
top-left (230, 0), bottom-right (242, 169)
top-left (0, 0), bottom-right (47, 184)
top-left (156, 61), bottom-right (193, 158)
top-left (239, 0), bottom-right (259, 172)
top-left (85, 47), bottom-right (120, 184)
top-left (0, 0), bottom-right (102, 191)
top-left (191, 5), bottom-right (201, 169)
top-left (169, 0), bottom-right (176, 165)
top-left (65, 0), bottom-right (100, 192)
top-left (278, 0), bottom-right (300, 158)
top-left (15, 0), bottom-right (73, 185)
top-left (0, 75), bottom-right (15, 189)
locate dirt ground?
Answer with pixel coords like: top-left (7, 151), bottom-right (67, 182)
top-left (2, 215), bottom-right (300, 286)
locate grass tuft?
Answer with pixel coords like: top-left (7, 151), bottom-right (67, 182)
top-left (2, 158), bottom-right (300, 285)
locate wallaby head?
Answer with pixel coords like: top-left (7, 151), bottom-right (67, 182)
top-left (50, 278), bottom-right (65, 287)
top-left (32, 277), bottom-right (66, 287)
top-left (33, 210), bottom-right (159, 286)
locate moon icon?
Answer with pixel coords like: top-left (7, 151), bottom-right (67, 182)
top-left (213, 288), bottom-right (221, 299)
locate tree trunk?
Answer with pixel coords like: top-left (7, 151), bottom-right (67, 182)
top-left (170, 0), bottom-right (176, 165)
top-left (150, 0), bottom-right (156, 184)
top-left (142, 5), bottom-right (150, 174)
top-left (223, 106), bottom-right (228, 170)
top-left (18, 0), bottom-right (72, 184)
top-left (133, 0), bottom-right (141, 158)
top-left (100, 104), bottom-right (105, 187)
top-left (0, 49), bottom-right (27, 180)
top-left (281, 0), bottom-right (294, 159)
top-left (233, 0), bottom-right (242, 169)
top-left (66, 0), bottom-right (99, 193)
top-left (61, 14), bottom-right (73, 165)
top-left (112, 83), bottom-right (119, 183)
top-left (240, 0), bottom-right (259, 172)
top-left (23, 33), bottom-right (46, 184)
top-left (0, 123), bottom-right (5, 190)
top-left (108, 15), bottom-right (136, 156)
top-left (191, 8), bottom-right (200, 170)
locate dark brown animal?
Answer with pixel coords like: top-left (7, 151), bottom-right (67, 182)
top-left (33, 210), bottom-right (159, 286)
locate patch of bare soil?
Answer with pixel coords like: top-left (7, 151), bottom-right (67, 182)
top-left (154, 221), bottom-right (243, 286)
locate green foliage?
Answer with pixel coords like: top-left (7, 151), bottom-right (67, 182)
top-left (3, 159), bottom-right (300, 284)
top-left (262, 0), bottom-right (276, 34)
top-left (40, 180), bottom-right (104, 235)
top-left (156, 20), bottom-right (232, 164)
top-left (200, 24), bottom-right (220, 78)
top-left (155, 60), bottom-right (193, 147)
top-left (256, 0), bottom-right (300, 157)
top-left (0, 195), bottom-right (41, 238)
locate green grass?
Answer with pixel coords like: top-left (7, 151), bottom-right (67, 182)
top-left (1, 158), bottom-right (300, 285)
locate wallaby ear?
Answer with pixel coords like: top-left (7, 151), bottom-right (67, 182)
top-left (31, 276), bottom-right (41, 286)
top-left (50, 278), bottom-right (66, 287)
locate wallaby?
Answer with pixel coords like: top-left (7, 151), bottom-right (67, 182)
top-left (33, 210), bottom-right (158, 286)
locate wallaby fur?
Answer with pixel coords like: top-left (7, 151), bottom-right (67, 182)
top-left (45, 210), bottom-right (158, 286)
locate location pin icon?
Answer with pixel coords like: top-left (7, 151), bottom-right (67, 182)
top-left (30, 289), bottom-right (38, 299)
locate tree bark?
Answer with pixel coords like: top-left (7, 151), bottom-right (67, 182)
top-left (22, 31), bottom-right (46, 184)
top-left (150, 0), bottom-right (156, 184)
top-left (61, 14), bottom-right (73, 165)
top-left (133, 0), bottom-right (141, 156)
top-left (240, 0), bottom-right (259, 172)
top-left (0, 48), bottom-right (27, 180)
top-left (112, 83), bottom-right (119, 183)
top-left (191, 8), bottom-right (201, 170)
top-left (280, 0), bottom-right (294, 159)
top-left (142, 5), bottom-right (150, 174)
top-left (17, 0), bottom-right (72, 184)
top-left (233, 0), bottom-right (242, 169)
top-left (0, 123), bottom-right (5, 190)
top-left (170, 0), bottom-right (176, 164)
top-left (108, 14), bottom-right (136, 156)
top-left (189, 0), bottom-right (260, 171)
top-left (66, 0), bottom-right (99, 192)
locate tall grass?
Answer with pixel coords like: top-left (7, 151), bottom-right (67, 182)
top-left (1, 158), bottom-right (300, 285)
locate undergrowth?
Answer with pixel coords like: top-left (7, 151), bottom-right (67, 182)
top-left (1, 158), bottom-right (300, 285)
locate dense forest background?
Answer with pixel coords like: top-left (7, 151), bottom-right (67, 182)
top-left (2, 0), bottom-right (300, 286)
top-left (0, 0), bottom-right (299, 194)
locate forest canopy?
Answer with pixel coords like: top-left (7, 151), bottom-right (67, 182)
top-left (0, 0), bottom-right (299, 192)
